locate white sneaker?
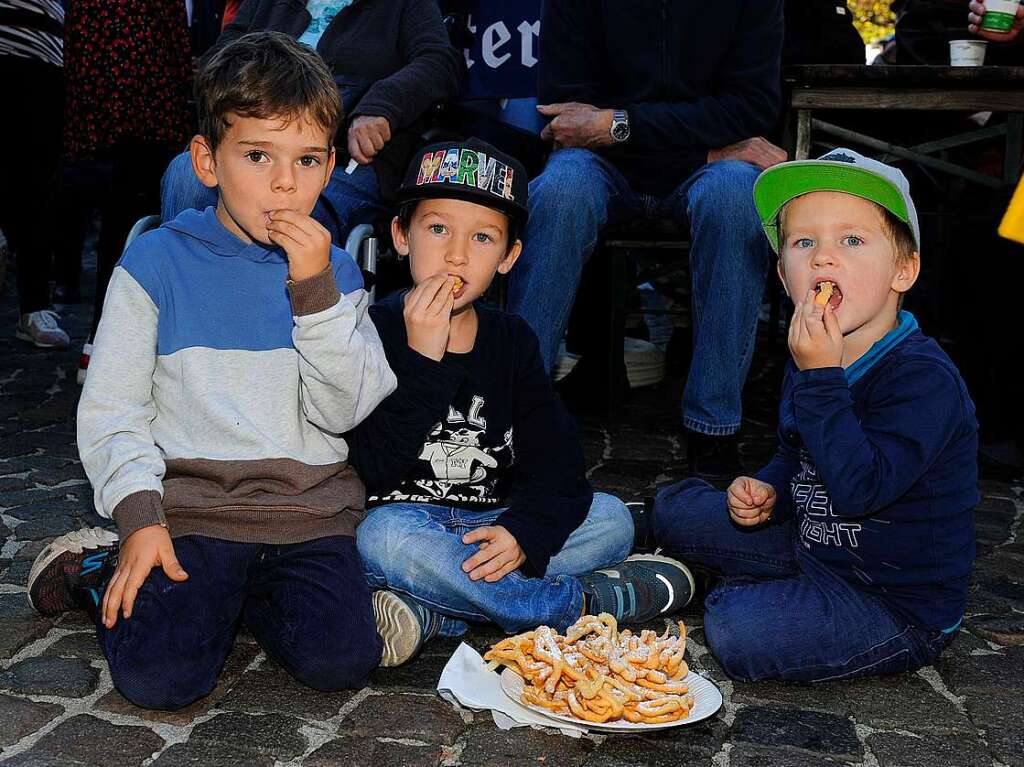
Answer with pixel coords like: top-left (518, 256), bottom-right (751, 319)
top-left (76, 342), bottom-right (93, 385)
top-left (16, 310), bottom-right (70, 349)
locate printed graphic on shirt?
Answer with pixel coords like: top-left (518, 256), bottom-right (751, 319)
top-left (793, 449), bottom-right (862, 550)
top-left (370, 395), bottom-right (515, 507)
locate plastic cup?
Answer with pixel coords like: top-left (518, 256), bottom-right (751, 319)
top-left (949, 39), bottom-right (988, 66)
top-left (979, 0), bottom-right (1021, 32)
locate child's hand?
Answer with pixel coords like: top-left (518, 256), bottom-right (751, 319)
top-left (267, 209), bottom-right (332, 282)
top-left (727, 476), bottom-right (777, 527)
top-left (788, 289), bottom-right (843, 370)
top-left (101, 524), bottom-right (188, 629)
top-left (462, 525), bottom-right (526, 583)
top-left (403, 274), bottom-right (455, 361)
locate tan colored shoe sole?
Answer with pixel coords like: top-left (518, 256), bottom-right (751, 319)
top-left (373, 590), bottom-right (422, 667)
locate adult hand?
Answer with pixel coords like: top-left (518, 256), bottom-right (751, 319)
top-left (347, 115), bottom-right (392, 165)
top-left (537, 103), bottom-right (614, 149)
top-left (462, 525), bottom-right (526, 582)
top-left (403, 274), bottom-right (455, 361)
top-left (709, 137), bottom-right (788, 169)
top-left (727, 476), bottom-right (777, 527)
top-left (101, 525), bottom-right (188, 628)
top-left (969, 1), bottom-right (1024, 41)
top-left (267, 210), bottom-right (332, 282)
top-left (788, 289), bottom-right (844, 370)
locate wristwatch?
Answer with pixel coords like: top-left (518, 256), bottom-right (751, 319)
top-left (610, 109), bottom-right (630, 143)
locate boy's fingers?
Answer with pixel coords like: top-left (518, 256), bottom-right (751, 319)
top-left (484, 559), bottom-right (519, 583)
top-left (462, 527), bottom-right (495, 545)
top-left (469, 552), bottom-right (511, 582)
top-left (102, 566), bottom-right (128, 627)
top-left (462, 544), bottom-right (501, 575)
top-left (823, 304), bottom-right (842, 341)
top-left (161, 553), bottom-right (188, 582)
top-left (121, 569), bottom-right (146, 619)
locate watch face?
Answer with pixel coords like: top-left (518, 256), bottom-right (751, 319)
top-left (612, 122), bottom-right (630, 141)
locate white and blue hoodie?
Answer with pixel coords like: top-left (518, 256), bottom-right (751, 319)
top-left (77, 207), bottom-right (397, 543)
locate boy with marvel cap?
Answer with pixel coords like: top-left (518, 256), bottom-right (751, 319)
top-left (647, 148), bottom-right (979, 681)
top-left (346, 138), bottom-right (696, 666)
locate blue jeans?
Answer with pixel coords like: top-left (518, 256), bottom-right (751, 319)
top-left (652, 479), bottom-right (956, 682)
top-left (507, 149), bottom-right (771, 435)
top-left (97, 534), bottom-right (381, 710)
top-left (159, 150), bottom-right (388, 244)
top-left (357, 493), bottom-right (633, 635)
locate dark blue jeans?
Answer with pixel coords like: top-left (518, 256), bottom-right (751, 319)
top-left (97, 534), bottom-right (381, 710)
top-left (507, 149), bottom-right (771, 435)
top-left (159, 150), bottom-right (388, 245)
top-left (653, 479), bottom-right (956, 682)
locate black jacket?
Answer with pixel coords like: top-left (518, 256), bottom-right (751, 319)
top-left (219, 0), bottom-right (463, 198)
top-left (538, 0), bottom-right (783, 196)
top-left (345, 291), bottom-right (593, 577)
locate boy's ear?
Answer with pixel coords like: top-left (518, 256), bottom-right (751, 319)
top-left (191, 135), bottom-right (219, 190)
top-left (390, 215), bottom-right (410, 259)
top-left (323, 147), bottom-right (336, 189)
top-left (496, 239), bottom-right (523, 275)
top-left (891, 252), bottom-right (921, 295)
top-left (776, 258), bottom-right (791, 297)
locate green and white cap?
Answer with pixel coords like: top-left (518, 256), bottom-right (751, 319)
top-left (753, 148), bottom-right (920, 253)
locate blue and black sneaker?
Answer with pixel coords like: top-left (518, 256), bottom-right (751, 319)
top-left (27, 527), bottom-right (119, 616)
top-left (372, 589), bottom-right (446, 667)
top-left (578, 554), bottom-right (695, 625)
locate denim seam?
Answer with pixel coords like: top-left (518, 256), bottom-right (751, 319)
top-left (682, 417), bottom-right (742, 436)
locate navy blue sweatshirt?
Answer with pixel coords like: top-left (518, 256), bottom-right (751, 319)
top-left (345, 291), bottom-right (593, 576)
top-left (755, 313), bottom-right (979, 631)
top-left (538, 0), bottom-right (783, 197)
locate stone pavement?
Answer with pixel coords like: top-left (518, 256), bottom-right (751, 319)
top-left (1, 261), bottom-right (1023, 767)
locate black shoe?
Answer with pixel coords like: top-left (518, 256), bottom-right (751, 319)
top-left (686, 431), bottom-right (745, 488)
top-left (626, 497), bottom-right (657, 553)
top-left (27, 527), bottom-right (119, 617)
top-left (578, 554), bottom-right (694, 625)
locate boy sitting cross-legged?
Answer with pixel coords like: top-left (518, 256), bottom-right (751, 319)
top-left (27, 32), bottom-right (396, 709)
top-left (346, 138), bottom-right (696, 666)
top-left (648, 149), bottom-right (979, 682)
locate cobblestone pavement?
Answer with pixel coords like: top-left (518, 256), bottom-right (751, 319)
top-left (1, 262), bottom-right (1022, 767)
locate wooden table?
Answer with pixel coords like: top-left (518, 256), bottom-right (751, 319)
top-left (785, 65), bottom-right (1024, 188)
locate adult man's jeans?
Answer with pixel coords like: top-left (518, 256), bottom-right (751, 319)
top-left (507, 149), bottom-right (771, 436)
top-left (159, 150), bottom-right (388, 245)
top-left (97, 534), bottom-right (381, 710)
top-left (357, 493), bottom-right (634, 635)
top-left (652, 479), bottom-right (957, 682)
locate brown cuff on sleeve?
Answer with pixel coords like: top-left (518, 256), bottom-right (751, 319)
top-left (111, 490), bottom-right (166, 540)
top-left (287, 266), bottom-right (341, 316)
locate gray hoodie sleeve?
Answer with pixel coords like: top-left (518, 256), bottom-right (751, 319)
top-left (287, 267), bottom-right (397, 436)
top-left (77, 267), bottom-right (167, 538)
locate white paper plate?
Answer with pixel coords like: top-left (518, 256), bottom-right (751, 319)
top-left (499, 667), bottom-right (723, 733)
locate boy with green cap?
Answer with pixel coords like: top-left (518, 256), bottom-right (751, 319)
top-left (647, 148), bottom-right (979, 681)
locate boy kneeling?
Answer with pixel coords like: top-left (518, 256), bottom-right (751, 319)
top-left (649, 150), bottom-right (979, 681)
top-left (27, 33), bottom-right (396, 708)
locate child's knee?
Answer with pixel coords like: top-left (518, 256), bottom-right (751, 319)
top-left (652, 478), bottom-right (725, 546)
top-left (590, 493), bottom-right (634, 562)
top-left (288, 626), bottom-right (382, 691)
top-left (110, 656), bottom-right (215, 711)
top-left (703, 589), bottom-right (775, 682)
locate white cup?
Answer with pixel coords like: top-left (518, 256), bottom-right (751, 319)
top-left (950, 39), bottom-right (988, 66)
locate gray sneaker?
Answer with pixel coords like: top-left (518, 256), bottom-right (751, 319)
top-left (578, 553), bottom-right (695, 624)
top-left (372, 590), bottom-right (441, 667)
top-left (16, 310), bottom-right (70, 349)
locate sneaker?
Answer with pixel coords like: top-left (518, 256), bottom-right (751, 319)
top-left (27, 527), bottom-right (120, 615)
top-left (372, 590), bottom-right (442, 667)
top-left (626, 497), bottom-right (657, 553)
top-left (686, 431), bottom-right (745, 489)
top-left (76, 342), bottom-right (93, 385)
top-left (16, 309), bottom-right (71, 349)
top-left (578, 553), bottom-right (694, 625)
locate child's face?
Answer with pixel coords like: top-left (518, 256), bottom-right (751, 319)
top-left (778, 192), bottom-right (919, 339)
top-left (191, 112), bottom-right (335, 245)
top-left (391, 198), bottom-right (522, 313)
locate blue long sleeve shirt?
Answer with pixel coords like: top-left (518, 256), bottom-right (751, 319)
top-left (755, 313), bottom-right (979, 631)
